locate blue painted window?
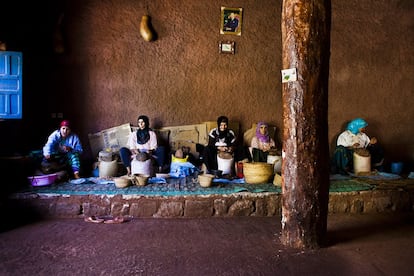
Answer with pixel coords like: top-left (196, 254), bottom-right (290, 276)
top-left (0, 51), bottom-right (23, 119)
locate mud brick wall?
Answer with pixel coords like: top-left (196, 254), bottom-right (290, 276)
top-left (9, 188), bottom-right (414, 218)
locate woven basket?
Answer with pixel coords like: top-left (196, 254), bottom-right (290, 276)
top-left (114, 176), bottom-right (132, 188)
top-left (243, 162), bottom-right (274, 184)
top-left (198, 174), bottom-right (214, 187)
top-left (134, 174), bottom-right (150, 186)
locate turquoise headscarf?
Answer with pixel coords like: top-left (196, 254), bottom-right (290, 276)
top-left (346, 118), bottom-right (368, 134)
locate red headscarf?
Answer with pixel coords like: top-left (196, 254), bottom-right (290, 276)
top-left (60, 120), bottom-right (71, 128)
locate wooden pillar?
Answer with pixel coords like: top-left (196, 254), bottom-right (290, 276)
top-left (280, 0), bottom-right (331, 248)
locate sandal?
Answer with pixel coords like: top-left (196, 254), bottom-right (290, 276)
top-left (84, 216), bottom-right (104, 223)
top-left (84, 215), bottom-right (132, 224)
top-left (103, 216), bottom-right (125, 224)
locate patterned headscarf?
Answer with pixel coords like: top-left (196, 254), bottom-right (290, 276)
top-left (346, 118), bottom-right (368, 135)
top-left (136, 115), bottom-right (151, 144)
top-left (256, 122), bottom-right (270, 143)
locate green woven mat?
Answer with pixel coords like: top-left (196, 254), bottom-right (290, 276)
top-left (329, 179), bottom-right (373, 192)
top-left (18, 177), bottom-right (373, 196)
top-left (21, 181), bottom-right (280, 196)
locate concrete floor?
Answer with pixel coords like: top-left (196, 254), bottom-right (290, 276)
top-left (1, 213), bottom-right (413, 275)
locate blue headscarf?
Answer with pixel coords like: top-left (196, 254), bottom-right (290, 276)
top-left (346, 118), bottom-right (368, 134)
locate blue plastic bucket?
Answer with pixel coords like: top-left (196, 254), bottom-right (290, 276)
top-left (391, 162), bottom-right (403, 175)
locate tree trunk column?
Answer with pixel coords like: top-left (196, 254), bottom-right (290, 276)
top-left (281, 0), bottom-right (331, 248)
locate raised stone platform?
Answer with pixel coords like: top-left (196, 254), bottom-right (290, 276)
top-left (8, 176), bottom-right (414, 218)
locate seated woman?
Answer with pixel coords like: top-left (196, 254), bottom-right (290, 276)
top-left (332, 118), bottom-right (384, 175)
top-left (42, 120), bottom-right (83, 179)
top-left (119, 115), bottom-right (165, 176)
top-left (202, 116), bottom-right (237, 175)
top-left (250, 122), bottom-right (277, 162)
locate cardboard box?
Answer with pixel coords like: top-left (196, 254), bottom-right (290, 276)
top-left (88, 123), bottom-right (132, 157)
top-left (160, 123), bottom-right (208, 157)
top-left (88, 121), bottom-right (240, 159)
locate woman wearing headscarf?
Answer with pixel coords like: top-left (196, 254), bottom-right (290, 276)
top-left (332, 118), bottom-right (384, 174)
top-left (42, 120), bottom-right (83, 179)
top-left (202, 116), bottom-right (237, 174)
top-left (119, 115), bottom-right (164, 175)
top-left (251, 122), bottom-right (276, 162)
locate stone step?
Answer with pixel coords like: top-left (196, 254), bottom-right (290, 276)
top-left (9, 186), bottom-right (414, 218)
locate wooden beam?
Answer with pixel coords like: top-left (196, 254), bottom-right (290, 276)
top-left (281, 0), bottom-right (331, 249)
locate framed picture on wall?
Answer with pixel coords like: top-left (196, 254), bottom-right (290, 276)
top-left (220, 7), bottom-right (243, 36)
top-left (219, 41), bottom-right (235, 54)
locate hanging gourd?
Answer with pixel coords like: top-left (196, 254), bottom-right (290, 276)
top-left (140, 15), bottom-right (156, 42)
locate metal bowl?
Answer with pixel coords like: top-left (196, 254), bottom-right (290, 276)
top-left (210, 169), bottom-right (223, 178)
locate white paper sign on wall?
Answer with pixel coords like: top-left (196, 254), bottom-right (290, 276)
top-left (281, 68), bottom-right (297, 83)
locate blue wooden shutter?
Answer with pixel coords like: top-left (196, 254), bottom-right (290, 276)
top-left (0, 51), bottom-right (23, 119)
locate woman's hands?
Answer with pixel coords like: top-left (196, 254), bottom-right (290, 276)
top-left (217, 146), bottom-right (233, 153)
top-left (59, 145), bottom-right (72, 152)
top-left (261, 144), bottom-right (271, 152)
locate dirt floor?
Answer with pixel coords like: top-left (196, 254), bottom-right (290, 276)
top-left (0, 213), bottom-right (414, 276)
